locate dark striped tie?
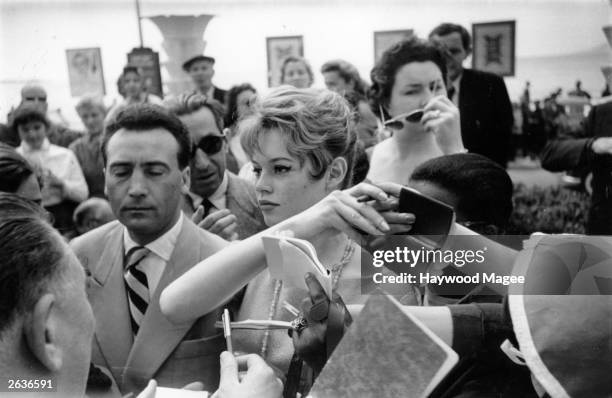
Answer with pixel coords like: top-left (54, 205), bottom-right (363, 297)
top-left (124, 246), bottom-right (150, 335)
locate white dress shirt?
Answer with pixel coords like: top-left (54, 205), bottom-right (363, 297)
top-left (123, 212), bottom-right (184, 298)
top-left (187, 171), bottom-right (229, 212)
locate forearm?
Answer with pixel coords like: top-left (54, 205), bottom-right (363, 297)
top-left (442, 224), bottom-right (518, 295)
top-left (62, 178), bottom-right (88, 202)
top-left (160, 214), bottom-right (323, 324)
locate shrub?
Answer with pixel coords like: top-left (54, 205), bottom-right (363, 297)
top-left (507, 183), bottom-right (589, 235)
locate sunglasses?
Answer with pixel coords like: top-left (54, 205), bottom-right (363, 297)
top-left (379, 105), bottom-right (424, 130)
top-left (192, 135), bottom-right (224, 157)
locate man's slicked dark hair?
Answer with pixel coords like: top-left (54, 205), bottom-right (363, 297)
top-left (429, 23), bottom-right (472, 53)
top-left (163, 92), bottom-right (225, 132)
top-left (0, 193), bottom-right (65, 334)
top-left (410, 153), bottom-right (513, 227)
top-left (102, 103), bottom-right (192, 169)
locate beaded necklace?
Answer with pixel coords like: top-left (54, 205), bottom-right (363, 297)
top-left (260, 238), bottom-right (355, 357)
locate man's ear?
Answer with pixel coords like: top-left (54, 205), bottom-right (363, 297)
top-left (24, 294), bottom-right (63, 372)
top-left (181, 166), bottom-right (191, 193)
top-left (326, 157), bottom-right (348, 191)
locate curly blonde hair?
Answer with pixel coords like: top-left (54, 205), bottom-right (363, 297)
top-left (239, 86), bottom-right (356, 189)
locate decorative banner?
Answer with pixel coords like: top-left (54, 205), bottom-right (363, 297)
top-left (603, 25), bottom-right (612, 49)
top-left (127, 47), bottom-right (163, 97)
top-left (472, 20), bottom-right (516, 76)
top-left (373, 29), bottom-right (414, 63)
top-left (266, 36), bottom-right (304, 87)
top-left (66, 47), bottom-right (106, 97)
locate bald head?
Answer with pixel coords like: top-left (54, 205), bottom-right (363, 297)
top-left (20, 84), bottom-right (48, 113)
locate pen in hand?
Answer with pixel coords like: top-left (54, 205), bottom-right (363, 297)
top-left (222, 308), bottom-right (233, 354)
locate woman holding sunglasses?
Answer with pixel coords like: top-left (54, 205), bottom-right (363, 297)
top-left (367, 37), bottom-right (465, 186)
top-left (160, 87), bottom-right (417, 384)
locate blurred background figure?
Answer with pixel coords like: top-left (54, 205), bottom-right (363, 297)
top-left (568, 79), bottom-right (591, 99)
top-left (72, 197), bottom-right (115, 237)
top-left (183, 54), bottom-right (227, 105)
top-left (429, 23), bottom-right (514, 167)
top-left (116, 66), bottom-right (163, 106)
top-left (320, 59), bottom-right (368, 97)
top-left (14, 103), bottom-right (88, 235)
top-left (321, 59), bottom-right (379, 149)
top-left (280, 56), bottom-right (313, 88)
top-left (224, 83), bottom-right (257, 173)
top-left (70, 96), bottom-right (107, 198)
top-left (4, 83), bottom-right (81, 148)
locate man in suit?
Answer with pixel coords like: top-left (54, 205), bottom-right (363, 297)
top-left (541, 97), bottom-right (612, 234)
top-left (429, 23), bottom-right (514, 167)
top-left (164, 93), bottom-right (266, 240)
top-left (0, 195), bottom-right (282, 398)
top-left (70, 104), bottom-right (229, 395)
top-left (183, 55), bottom-right (227, 105)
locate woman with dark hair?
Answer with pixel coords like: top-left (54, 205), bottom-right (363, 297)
top-left (0, 142), bottom-right (41, 204)
top-left (224, 83), bottom-right (257, 173)
top-left (14, 103), bottom-right (88, 234)
top-left (367, 37), bottom-right (465, 185)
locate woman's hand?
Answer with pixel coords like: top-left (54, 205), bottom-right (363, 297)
top-left (289, 182), bottom-right (414, 242)
top-left (421, 95), bottom-right (465, 155)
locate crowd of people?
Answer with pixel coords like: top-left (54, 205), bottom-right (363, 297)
top-left (0, 21), bottom-right (610, 398)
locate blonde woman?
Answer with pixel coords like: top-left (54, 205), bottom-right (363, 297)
top-left (161, 87), bottom-right (416, 375)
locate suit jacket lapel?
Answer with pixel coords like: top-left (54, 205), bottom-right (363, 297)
top-left (123, 219), bottom-right (202, 383)
top-left (89, 224), bottom-right (134, 383)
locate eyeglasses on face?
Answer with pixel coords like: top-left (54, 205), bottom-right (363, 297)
top-left (191, 135), bottom-right (224, 157)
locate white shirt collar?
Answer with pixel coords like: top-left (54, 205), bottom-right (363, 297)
top-left (19, 137), bottom-right (51, 153)
top-left (123, 212), bottom-right (184, 262)
top-left (187, 171), bottom-right (229, 210)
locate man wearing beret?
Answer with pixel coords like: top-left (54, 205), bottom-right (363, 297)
top-left (183, 55), bottom-right (227, 105)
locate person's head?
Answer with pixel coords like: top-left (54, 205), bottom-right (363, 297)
top-left (0, 193), bottom-right (94, 397)
top-left (75, 96), bottom-right (107, 135)
top-left (369, 37), bottom-right (447, 132)
top-left (20, 83), bottom-right (48, 113)
top-left (280, 56), bottom-right (314, 89)
top-left (428, 23), bottom-right (471, 81)
top-left (12, 102), bottom-right (51, 150)
top-left (120, 66), bottom-right (143, 100)
top-left (101, 104), bottom-right (192, 244)
top-left (164, 93), bottom-right (227, 199)
top-left (0, 143), bottom-right (42, 205)
top-left (239, 87), bottom-right (356, 226)
top-left (224, 83), bottom-right (257, 128)
top-left (183, 55), bottom-right (216, 92)
top-left (320, 59), bottom-right (367, 97)
top-left (409, 153), bottom-right (513, 233)
top-left (72, 197), bottom-right (115, 236)
top-left (575, 80), bottom-right (582, 89)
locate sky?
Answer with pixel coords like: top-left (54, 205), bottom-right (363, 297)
top-left (1, 0), bottom-right (610, 127)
